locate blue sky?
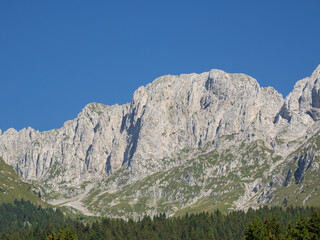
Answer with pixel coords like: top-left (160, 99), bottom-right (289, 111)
top-left (0, 1), bottom-right (319, 132)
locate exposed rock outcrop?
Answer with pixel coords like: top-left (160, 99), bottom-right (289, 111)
top-left (0, 65), bottom-right (320, 217)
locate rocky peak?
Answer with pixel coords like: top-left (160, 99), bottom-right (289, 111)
top-left (274, 66), bottom-right (320, 128)
top-left (205, 70), bottom-right (260, 100)
top-left (0, 66), bottom-right (318, 193)
top-left (312, 64), bottom-right (320, 77)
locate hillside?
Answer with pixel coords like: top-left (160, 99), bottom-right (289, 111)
top-left (0, 157), bottom-right (44, 205)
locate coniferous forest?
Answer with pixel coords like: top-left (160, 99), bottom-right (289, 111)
top-left (0, 200), bottom-right (320, 239)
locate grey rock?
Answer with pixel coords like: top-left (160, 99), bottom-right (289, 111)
top-left (0, 65), bottom-right (319, 216)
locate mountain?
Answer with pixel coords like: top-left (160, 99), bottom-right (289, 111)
top-left (0, 65), bottom-right (320, 218)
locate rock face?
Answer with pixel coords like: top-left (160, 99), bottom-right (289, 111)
top-left (0, 65), bottom-right (320, 217)
top-left (275, 65), bottom-right (320, 127)
top-left (0, 70), bottom-right (282, 181)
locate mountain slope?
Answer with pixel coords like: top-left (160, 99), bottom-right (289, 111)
top-left (0, 157), bottom-right (44, 205)
top-left (263, 131), bottom-right (320, 208)
top-left (0, 65), bottom-right (320, 217)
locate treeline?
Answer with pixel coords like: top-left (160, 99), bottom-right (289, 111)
top-left (244, 211), bottom-right (320, 239)
top-left (0, 199), bottom-right (319, 239)
top-left (0, 199), bottom-right (67, 233)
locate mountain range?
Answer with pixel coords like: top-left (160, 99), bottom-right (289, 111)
top-left (1, 65), bottom-right (320, 219)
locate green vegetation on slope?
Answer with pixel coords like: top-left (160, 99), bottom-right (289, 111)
top-left (269, 133), bottom-right (320, 208)
top-left (0, 157), bottom-right (44, 206)
top-left (81, 140), bottom-right (282, 218)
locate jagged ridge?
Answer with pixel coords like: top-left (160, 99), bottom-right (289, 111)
top-left (0, 65), bottom-right (320, 217)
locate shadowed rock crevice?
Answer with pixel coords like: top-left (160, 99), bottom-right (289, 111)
top-left (122, 115), bottom-right (142, 166)
top-left (274, 104), bottom-right (291, 123)
top-left (311, 86), bottom-right (320, 108)
top-left (294, 153), bottom-right (314, 184)
top-left (85, 144), bottom-right (93, 170)
top-left (306, 109), bottom-right (320, 121)
top-left (105, 155), bottom-right (112, 175)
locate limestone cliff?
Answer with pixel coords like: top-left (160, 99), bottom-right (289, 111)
top-left (0, 66), bottom-right (320, 217)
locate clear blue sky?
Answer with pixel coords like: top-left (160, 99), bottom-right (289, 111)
top-left (1, 1), bottom-right (319, 132)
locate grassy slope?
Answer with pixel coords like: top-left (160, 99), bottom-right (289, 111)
top-left (269, 134), bottom-right (320, 208)
top-left (80, 136), bottom-right (320, 218)
top-left (81, 139), bottom-right (279, 218)
top-left (0, 157), bottom-right (44, 206)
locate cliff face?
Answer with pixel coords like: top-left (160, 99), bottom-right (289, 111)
top-left (0, 66), bottom-right (320, 217)
top-left (275, 65), bottom-right (320, 126)
top-left (0, 69), bottom-right (283, 182)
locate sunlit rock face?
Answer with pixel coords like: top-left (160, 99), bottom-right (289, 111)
top-left (0, 66), bottom-right (320, 217)
top-left (0, 69), bottom-right (282, 182)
